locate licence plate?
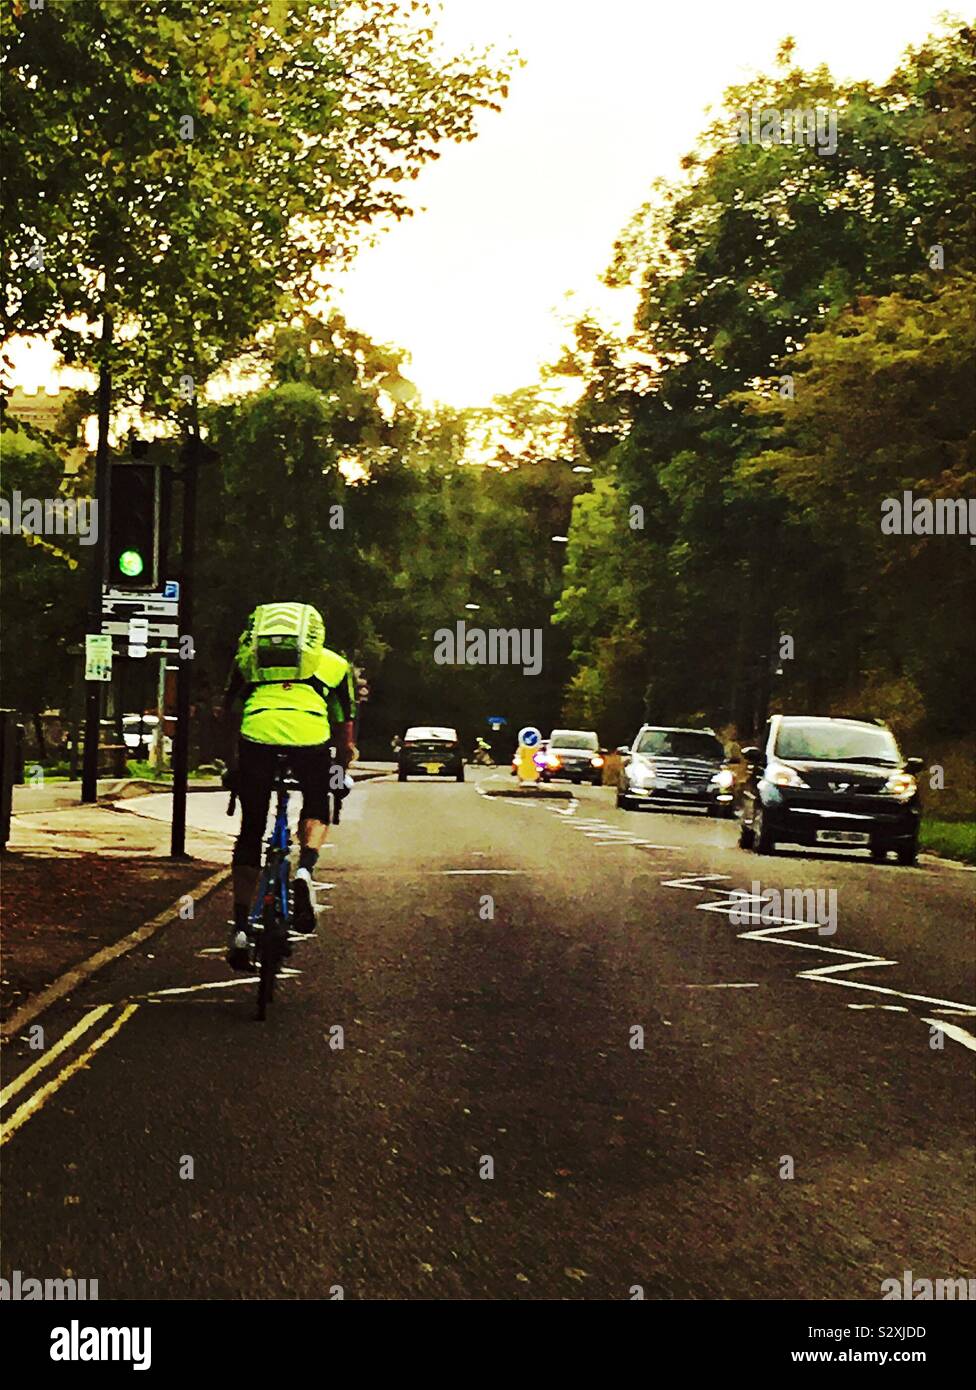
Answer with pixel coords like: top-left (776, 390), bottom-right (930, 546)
top-left (816, 829), bottom-right (870, 846)
top-left (422, 762), bottom-right (443, 774)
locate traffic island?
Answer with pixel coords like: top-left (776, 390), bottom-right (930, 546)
top-left (480, 781), bottom-right (573, 800)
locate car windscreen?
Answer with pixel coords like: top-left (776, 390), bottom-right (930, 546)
top-left (774, 721), bottom-right (900, 764)
top-left (405, 726), bottom-right (457, 743)
top-left (550, 731), bottom-right (598, 750)
top-left (634, 730), bottom-right (724, 760)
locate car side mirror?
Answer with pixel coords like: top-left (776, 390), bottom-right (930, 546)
top-left (905, 757), bottom-right (924, 774)
top-left (616, 745), bottom-right (631, 756)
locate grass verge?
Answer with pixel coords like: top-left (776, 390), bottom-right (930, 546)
top-left (920, 819), bottom-right (976, 865)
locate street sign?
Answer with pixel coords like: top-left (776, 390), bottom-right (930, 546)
top-left (518, 725), bottom-right (542, 748)
top-left (163, 580), bottom-right (180, 600)
top-left (487, 714), bottom-right (507, 728)
top-left (85, 634), bottom-right (113, 682)
top-left (102, 590), bottom-right (179, 616)
top-left (128, 617), bottom-right (149, 659)
top-left (102, 618), bottom-right (179, 640)
top-left (101, 590), bottom-right (180, 651)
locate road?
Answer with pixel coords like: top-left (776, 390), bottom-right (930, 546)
top-left (2, 769), bottom-right (974, 1301)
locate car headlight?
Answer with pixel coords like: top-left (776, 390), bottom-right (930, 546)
top-left (766, 761), bottom-right (807, 788)
top-left (629, 762), bottom-right (654, 788)
top-left (711, 768), bottom-right (735, 790)
top-left (590, 755), bottom-right (604, 768)
top-left (882, 771), bottom-right (917, 800)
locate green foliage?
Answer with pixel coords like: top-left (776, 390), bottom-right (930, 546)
top-left (558, 21), bottom-right (976, 744)
top-left (0, 430), bottom-right (89, 714)
top-left (1, 0), bottom-right (512, 410)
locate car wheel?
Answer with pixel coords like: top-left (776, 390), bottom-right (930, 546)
top-left (896, 834), bottom-right (918, 867)
top-left (456, 766), bottom-right (464, 782)
top-left (397, 770), bottom-right (407, 782)
top-left (616, 788), bottom-right (633, 810)
top-left (738, 813), bottom-right (754, 849)
top-left (870, 843), bottom-right (888, 863)
top-left (753, 805), bottom-right (776, 855)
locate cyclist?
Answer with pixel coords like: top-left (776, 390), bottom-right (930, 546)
top-left (220, 602), bottom-right (356, 969)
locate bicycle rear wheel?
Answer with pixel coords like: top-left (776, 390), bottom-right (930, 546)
top-left (255, 901), bottom-right (279, 1021)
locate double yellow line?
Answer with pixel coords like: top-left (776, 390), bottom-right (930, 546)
top-left (0, 1003), bottom-right (139, 1147)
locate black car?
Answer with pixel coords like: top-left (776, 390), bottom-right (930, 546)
top-left (397, 725), bottom-right (464, 782)
top-left (738, 715), bottom-right (922, 863)
top-left (617, 725), bottom-right (735, 815)
top-left (540, 729), bottom-right (605, 785)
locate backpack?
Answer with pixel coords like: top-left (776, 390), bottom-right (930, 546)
top-left (236, 602), bottom-right (326, 684)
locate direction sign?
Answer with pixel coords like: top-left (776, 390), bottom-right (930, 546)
top-left (102, 618), bottom-right (179, 640)
top-left (517, 725), bottom-right (542, 748)
top-left (102, 591), bottom-right (179, 617)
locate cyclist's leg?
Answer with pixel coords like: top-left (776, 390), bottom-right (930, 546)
top-left (290, 743), bottom-right (332, 933)
top-left (228, 738), bottom-right (276, 965)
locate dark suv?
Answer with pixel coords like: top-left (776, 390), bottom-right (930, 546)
top-left (738, 715), bottom-right (922, 863)
top-left (617, 726), bottom-right (735, 816)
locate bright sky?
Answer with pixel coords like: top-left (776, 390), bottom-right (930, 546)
top-left (11, 0), bottom-right (953, 412)
top-left (334, 0), bottom-right (954, 408)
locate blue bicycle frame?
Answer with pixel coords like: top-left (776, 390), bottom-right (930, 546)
top-left (250, 763), bottom-right (293, 931)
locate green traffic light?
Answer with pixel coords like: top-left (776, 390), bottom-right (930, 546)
top-left (119, 549), bottom-right (145, 578)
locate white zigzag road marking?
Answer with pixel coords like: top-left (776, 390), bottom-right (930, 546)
top-left (661, 874), bottom-right (730, 890)
top-left (921, 1019), bottom-right (976, 1053)
top-left (661, 876), bottom-right (976, 1032)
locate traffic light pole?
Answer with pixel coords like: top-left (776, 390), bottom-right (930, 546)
top-left (170, 417), bottom-right (198, 858)
top-left (81, 313), bottom-right (113, 803)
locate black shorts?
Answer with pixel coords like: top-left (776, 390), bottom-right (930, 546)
top-left (232, 739), bottom-right (334, 867)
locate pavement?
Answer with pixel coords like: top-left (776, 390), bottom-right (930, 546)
top-left (1, 767), bottom-right (973, 1300)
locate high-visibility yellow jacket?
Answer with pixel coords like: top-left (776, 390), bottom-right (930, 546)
top-left (226, 647), bottom-right (356, 747)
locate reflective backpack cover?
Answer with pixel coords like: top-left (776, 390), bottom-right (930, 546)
top-left (236, 602), bottom-right (325, 683)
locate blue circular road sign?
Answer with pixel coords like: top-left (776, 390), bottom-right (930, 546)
top-left (518, 725), bottom-right (542, 748)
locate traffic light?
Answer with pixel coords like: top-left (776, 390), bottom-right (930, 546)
top-left (106, 462), bottom-right (160, 590)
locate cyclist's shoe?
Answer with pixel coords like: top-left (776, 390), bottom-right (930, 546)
top-left (291, 868), bottom-right (317, 934)
top-left (226, 927), bottom-right (251, 971)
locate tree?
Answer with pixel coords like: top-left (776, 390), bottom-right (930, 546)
top-left (1, 0), bottom-right (512, 410)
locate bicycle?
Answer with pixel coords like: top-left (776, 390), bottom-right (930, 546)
top-left (226, 753), bottom-right (350, 1020)
top-left (227, 752), bottom-right (296, 1021)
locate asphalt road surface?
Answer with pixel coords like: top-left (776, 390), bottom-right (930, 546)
top-left (2, 770), bottom-right (974, 1301)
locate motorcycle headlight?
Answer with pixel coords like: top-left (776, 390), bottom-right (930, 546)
top-left (882, 771), bottom-right (917, 800)
top-left (711, 768), bottom-right (735, 790)
top-left (766, 761), bottom-right (807, 789)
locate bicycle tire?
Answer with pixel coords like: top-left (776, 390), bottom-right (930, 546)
top-left (255, 899), bottom-right (278, 1021)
